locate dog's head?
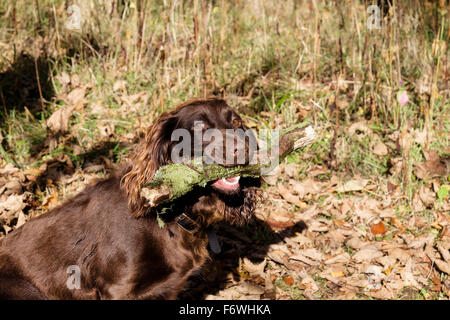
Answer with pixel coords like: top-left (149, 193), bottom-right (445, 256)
top-left (121, 98), bottom-right (260, 224)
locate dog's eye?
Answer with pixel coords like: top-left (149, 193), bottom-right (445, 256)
top-left (232, 119), bottom-right (242, 127)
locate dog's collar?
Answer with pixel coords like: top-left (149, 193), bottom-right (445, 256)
top-left (175, 213), bottom-right (221, 254)
top-left (175, 213), bottom-right (200, 233)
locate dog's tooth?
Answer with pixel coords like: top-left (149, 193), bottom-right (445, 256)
top-left (220, 176), bottom-right (240, 186)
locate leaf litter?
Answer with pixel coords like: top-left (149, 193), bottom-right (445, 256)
top-left (1, 119), bottom-right (449, 300)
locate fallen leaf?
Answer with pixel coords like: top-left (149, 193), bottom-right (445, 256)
top-left (371, 221), bottom-right (387, 236)
top-left (390, 218), bottom-right (403, 229)
top-left (0, 194), bottom-right (28, 224)
top-left (325, 253), bottom-right (350, 264)
top-left (267, 250), bottom-right (289, 266)
top-left (47, 106), bottom-right (74, 133)
top-left (401, 259), bottom-right (421, 289)
top-left (16, 211), bottom-right (27, 228)
top-left (266, 218), bottom-right (295, 230)
top-left (0, 163), bottom-right (19, 175)
top-left (283, 277), bottom-right (294, 286)
top-left (277, 183), bottom-right (305, 207)
top-left (366, 287), bottom-right (394, 299)
top-left (373, 141), bottom-right (388, 156)
top-left (235, 282), bottom-right (265, 295)
top-left (330, 270), bottom-right (345, 278)
top-left (434, 260), bottom-right (450, 275)
top-left (300, 275), bottom-right (319, 296)
top-left (66, 87), bottom-right (87, 107)
top-left (58, 72), bottom-right (71, 85)
top-left (337, 178), bottom-right (369, 193)
top-left (214, 286), bottom-right (243, 300)
top-left (283, 163), bottom-right (299, 178)
top-left (290, 248), bottom-right (323, 265)
top-left (353, 248), bottom-right (383, 262)
top-left (414, 150), bottom-right (447, 180)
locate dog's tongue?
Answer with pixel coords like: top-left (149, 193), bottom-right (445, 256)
top-left (212, 176), bottom-right (241, 191)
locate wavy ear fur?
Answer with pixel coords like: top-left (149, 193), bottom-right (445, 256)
top-left (121, 112), bottom-right (178, 217)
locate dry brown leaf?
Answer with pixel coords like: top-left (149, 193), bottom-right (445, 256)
top-left (0, 163), bottom-right (19, 175)
top-left (266, 218), bottom-right (295, 230)
top-left (41, 186), bottom-right (59, 211)
top-left (0, 179), bottom-right (23, 196)
top-left (340, 200), bottom-right (352, 216)
top-left (300, 275), bottom-right (319, 296)
top-left (0, 194), bottom-right (28, 224)
top-left (289, 178), bottom-right (323, 197)
top-left (330, 270), bottom-right (345, 278)
top-left (283, 163), bottom-right (299, 178)
top-left (58, 72), bottom-right (71, 86)
top-left (418, 185), bottom-right (435, 206)
top-left (413, 193), bottom-right (426, 211)
top-left (290, 248), bottom-right (323, 266)
top-left (213, 286), bottom-right (243, 300)
top-left (346, 237), bottom-right (367, 250)
top-left (290, 254), bottom-right (320, 266)
top-left (352, 248), bottom-right (383, 262)
top-left (390, 248), bottom-right (411, 264)
top-left (283, 277), bottom-right (294, 286)
top-left (326, 229), bottom-right (346, 243)
top-left (306, 165), bottom-right (328, 177)
top-left (414, 150), bottom-right (447, 180)
top-left (366, 287), bottom-right (394, 299)
top-left (376, 255), bottom-right (396, 269)
top-left (66, 87), bottom-right (87, 107)
top-left (308, 219), bottom-right (331, 232)
top-left (437, 244), bottom-right (450, 262)
top-left (400, 258), bottom-right (421, 289)
top-left (337, 178), bottom-right (369, 193)
top-left (261, 166), bottom-right (281, 186)
top-left (371, 221), bottom-right (387, 236)
top-left (289, 233), bottom-right (313, 246)
top-left (235, 282), bottom-right (265, 295)
top-left (47, 106), bottom-right (74, 133)
top-left (267, 250), bottom-right (289, 266)
top-left (412, 129), bottom-right (427, 146)
top-left (16, 211), bottom-right (27, 228)
top-left (434, 260), bottom-right (450, 275)
top-left (325, 253), bottom-right (350, 264)
top-left (373, 141), bottom-right (388, 156)
top-left (277, 183), bottom-right (305, 207)
top-left (406, 235), bottom-right (434, 250)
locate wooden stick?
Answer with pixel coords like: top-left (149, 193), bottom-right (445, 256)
top-left (140, 125), bottom-right (316, 208)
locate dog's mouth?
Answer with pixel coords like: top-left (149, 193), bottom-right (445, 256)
top-left (211, 176), bottom-right (241, 192)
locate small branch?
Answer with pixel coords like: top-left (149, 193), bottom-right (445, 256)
top-left (140, 125), bottom-right (317, 208)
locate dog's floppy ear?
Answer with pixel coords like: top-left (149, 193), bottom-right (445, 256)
top-left (121, 111), bottom-right (178, 217)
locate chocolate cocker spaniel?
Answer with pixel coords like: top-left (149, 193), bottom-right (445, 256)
top-left (0, 98), bottom-right (260, 299)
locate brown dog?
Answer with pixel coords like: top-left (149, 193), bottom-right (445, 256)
top-left (0, 98), bottom-right (260, 299)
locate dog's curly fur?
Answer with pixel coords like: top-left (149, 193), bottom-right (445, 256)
top-left (0, 98), bottom-right (260, 300)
